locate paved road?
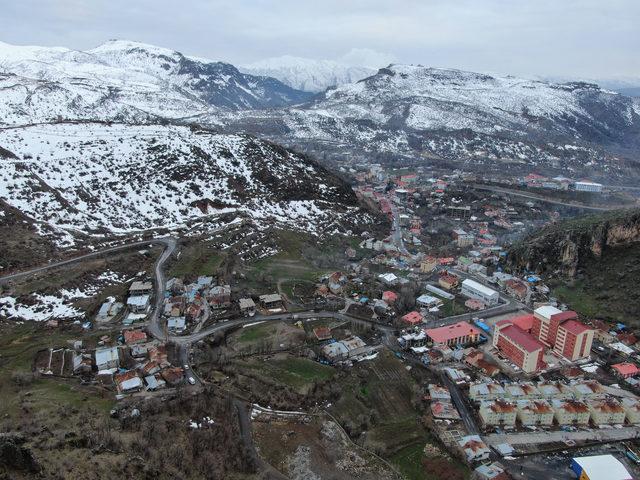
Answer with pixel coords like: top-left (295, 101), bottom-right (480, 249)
top-left (0, 237), bottom-right (175, 285)
top-left (441, 372), bottom-right (480, 434)
top-left (485, 426), bottom-right (640, 446)
top-left (389, 199), bottom-right (409, 255)
top-left (470, 184), bottom-right (633, 211)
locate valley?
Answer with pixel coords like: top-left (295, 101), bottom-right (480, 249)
top-left (1, 33), bottom-right (640, 480)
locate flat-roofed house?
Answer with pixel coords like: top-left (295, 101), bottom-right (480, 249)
top-left (479, 400), bottom-right (517, 426)
top-left (517, 400), bottom-right (554, 426)
top-left (589, 399), bottom-right (626, 425)
top-left (552, 399), bottom-right (590, 425)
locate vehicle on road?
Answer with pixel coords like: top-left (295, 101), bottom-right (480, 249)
top-left (188, 377), bottom-right (196, 385)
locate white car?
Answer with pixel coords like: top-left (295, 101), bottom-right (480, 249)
top-left (188, 377), bottom-right (196, 385)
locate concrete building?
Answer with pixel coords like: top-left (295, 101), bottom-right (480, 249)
top-left (479, 400), bottom-right (517, 426)
top-left (589, 399), bottom-right (626, 425)
top-left (127, 295), bottom-right (150, 313)
top-left (574, 181), bottom-right (603, 193)
top-left (532, 306), bottom-right (593, 361)
top-left (129, 281), bottom-right (153, 295)
top-left (554, 320), bottom-right (594, 361)
top-left (493, 319), bottom-right (545, 373)
top-left (469, 382), bottom-right (506, 402)
top-left (425, 321), bottom-right (482, 347)
top-left (552, 399), bottom-right (590, 425)
top-left (517, 400), bottom-right (554, 426)
top-left (622, 398), bottom-right (640, 424)
top-left (571, 380), bottom-right (606, 399)
top-left (239, 298), bottom-right (256, 316)
top-left (611, 362), bottom-right (640, 379)
top-left (458, 435), bottom-right (491, 463)
top-left (95, 346), bottom-right (120, 370)
top-left (461, 279), bottom-right (499, 306)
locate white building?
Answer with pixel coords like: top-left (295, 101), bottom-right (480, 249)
top-left (517, 400), bottom-right (554, 426)
top-left (622, 398), bottom-right (640, 424)
top-left (588, 399), bottom-right (626, 425)
top-left (574, 181), bottom-right (603, 193)
top-left (458, 435), bottom-right (490, 463)
top-left (127, 295), bottom-right (150, 313)
top-left (479, 400), bottom-right (517, 426)
top-left (551, 399), bottom-right (590, 425)
top-left (461, 279), bottom-right (499, 306)
top-left (95, 346), bottom-right (120, 370)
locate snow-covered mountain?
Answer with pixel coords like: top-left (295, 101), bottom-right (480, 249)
top-left (241, 55), bottom-right (376, 92)
top-left (0, 40), bottom-right (312, 125)
top-left (222, 65), bottom-right (640, 175)
top-left (0, 122), bottom-right (369, 244)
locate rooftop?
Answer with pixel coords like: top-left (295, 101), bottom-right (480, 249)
top-left (572, 455), bottom-right (632, 480)
top-left (498, 323), bottom-right (545, 353)
top-left (461, 278), bottom-right (497, 297)
top-left (425, 321), bottom-right (481, 344)
top-left (534, 305), bottom-right (562, 320)
top-left (561, 319), bottom-right (592, 335)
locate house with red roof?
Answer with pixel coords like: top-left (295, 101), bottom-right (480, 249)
top-left (425, 321), bottom-right (481, 347)
top-left (492, 319), bottom-right (545, 373)
top-left (401, 311), bottom-right (423, 325)
top-left (382, 291), bottom-right (398, 304)
top-left (124, 329), bottom-right (147, 345)
top-left (612, 362), bottom-right (640, 379)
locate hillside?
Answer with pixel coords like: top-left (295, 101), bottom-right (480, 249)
top-left (0, 40), bottom-right (312, 125)
top-left (507, 209), bottom-right (640, 322)
top-left (224, 65), bottom-right (640, 178)
top-left (0, 122), bottom-right (371, 247)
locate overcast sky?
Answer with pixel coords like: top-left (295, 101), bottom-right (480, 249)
top-left (1, 0), bottom-right (638, 78)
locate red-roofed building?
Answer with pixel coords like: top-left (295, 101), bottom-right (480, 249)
top-left (401, 311), bottom-right (423, 325)
top-left (438, 272), bottom-right (460, 290)
top-left (493, 320), bottom-right (545, 373)
top-left (382, 291), bottom-right (398, 304)
top-left (425, 321), bottom-right (481, 347)
top-left (509, 314), bottom-right (535, 332)
top-left (124, 329), bottom-right (147, 345)
top-left (612, 362), bottom-right (640, 379)
top-left (505, 279), bottom-right (528, 300)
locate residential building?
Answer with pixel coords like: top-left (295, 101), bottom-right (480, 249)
top-left (479, 400), bottom-right (517, 426)
top-left (516, 400), bottom-right (554, 426)
top-left (438, 272), bottom-right (460, 290)
top-left (469, 382), bottom-right (506, 402)
top-left (123, 329), bottom-right (147, 345)
top-left (239, 298), bottom-right (256, 316)
top-left (401, 311), bottom-right (423, 325)
top-left (612, 362), bottom-right (640, 379)
top-left (127, 295), bottom-right (150, 313)
top-left (420, 257), bottom-right (438, 273)
top-left (209, 285), bottom-right (231, 308)
top-left (461, 279), bottom-right (499, 306)
top-left (431, 401), bottom-right (461, 420)
top-left (259, 293), bottom-right (283, 309)
top-left (425, 321), bottom-right (482, 347)
top-left (95, 346), bottom-right (120, 370)
top-left (129, 281), bottom-right (153, 295)
top-left (473, 462), bottom-right (510, 480)
top-left (622, 398), bottom-right (640, 424)
top-left (416, 294), bottom-right (441, 308)
top-left (552, 399), bottom-right (590, 425)
top-left (589, 399), bottom-right (626, 425)
top-left (554, 320), bottom-right (594, 361)
top-left (382, 290), bottom-right (398, 304)
top-left (493, 319), bottom-right (545, 373)
top-left (428, 384), bottom-right (451, 401)
top-left (458, 435), bottom-right (491, 463)
top-left (571, 380), bottom-right (606, 399)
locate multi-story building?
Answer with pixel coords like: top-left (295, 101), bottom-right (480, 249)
top-left (589, 399), bottom-right (626, 425)
top-left (551, 399), bottom-right (591, 425)
top-left (493, 319), bottom-right (545, 373)
top-left (571, 380), bottom-right (606, 400)
top-left (622, 398), bottom-right (640, 424)
top-left (554, 320), bottom-right (595, 361)
top-left (537, 382), bottom-right (574, 400)
top-left (469, 382), bottom-right (506, 402)
top-left (425, 321), bottom-right (482, 347)
top-left (461, 279), bottom-right (499, 306)
top-left (517, 400), bottom-right (554, 426)
top-left (479, 400), bottom-right (517, 426)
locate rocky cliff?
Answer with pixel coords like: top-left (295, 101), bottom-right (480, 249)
top-left (508, 209), bottom-right (640, 278)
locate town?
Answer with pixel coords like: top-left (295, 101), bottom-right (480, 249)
top-left (2, 160), bottom-right (639, 480)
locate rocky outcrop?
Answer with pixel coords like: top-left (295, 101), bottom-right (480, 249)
top-left (508, 209), bottom-right (640, 278)
top-left (0, 434), bottom-right (39, 473)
